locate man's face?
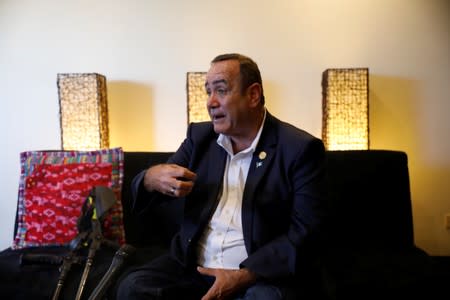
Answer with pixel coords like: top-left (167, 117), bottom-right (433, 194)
top-left (205, 60), bottom-right (250, 136)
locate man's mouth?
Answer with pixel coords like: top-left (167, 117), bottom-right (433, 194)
top-left (211, 113), bottom-right (225, 122)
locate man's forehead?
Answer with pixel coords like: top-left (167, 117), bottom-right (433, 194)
top-left (205, 60), bottom-right (239, 86)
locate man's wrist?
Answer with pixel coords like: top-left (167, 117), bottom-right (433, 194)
top-left (239, 268), bottom-right (258, 283)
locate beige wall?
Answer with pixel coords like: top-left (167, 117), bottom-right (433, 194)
top-left (1, 0), bottom-right (449, 254)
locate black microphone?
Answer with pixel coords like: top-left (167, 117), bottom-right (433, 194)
top-left (87, 244), bottom-right (136, 300)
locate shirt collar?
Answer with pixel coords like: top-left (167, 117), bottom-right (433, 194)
top-left (217, 109), bottom-right (267, 156)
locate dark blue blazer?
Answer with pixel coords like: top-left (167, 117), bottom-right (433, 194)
top-left (132, 112), bottom-right (327, 281)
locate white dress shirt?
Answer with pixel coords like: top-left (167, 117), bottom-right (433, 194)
top-left (196, 112), bottom-right (266, 269)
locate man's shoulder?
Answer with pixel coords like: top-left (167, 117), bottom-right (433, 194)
top-left (187, 121), bottom-right (217, 142)
top-left (267, 113), bottom-right (321, 144)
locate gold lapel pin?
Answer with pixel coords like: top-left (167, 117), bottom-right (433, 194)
top-left (258, 151), bottom-right (267, 160)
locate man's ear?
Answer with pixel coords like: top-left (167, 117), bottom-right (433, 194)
top-left (247, 83), bottom-right (262, 107)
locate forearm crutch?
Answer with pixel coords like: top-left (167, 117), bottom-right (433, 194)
top-left (74, 187), bottom-right (117, 300)
top-left (51, 231), bottom-right (88, 300)
top-left (74, 227), bottom-right (102, 300)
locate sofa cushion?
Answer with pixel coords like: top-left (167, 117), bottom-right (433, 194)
top-left (120, 152), bottom-right (179, 247)
top-left (325, 150), bottom-right (414, 249)
top-left (13, 148), bottom-right (125, 249)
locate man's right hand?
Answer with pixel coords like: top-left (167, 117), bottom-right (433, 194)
top-left (143, 164), bottom-right (196, 197)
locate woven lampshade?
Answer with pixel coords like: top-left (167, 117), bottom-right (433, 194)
top-left (186, 72), bottom-right (210, 124)
top-left (322, 68), bottom-right (369, 150)
top-left (58, 73), bottom-right (109, 150)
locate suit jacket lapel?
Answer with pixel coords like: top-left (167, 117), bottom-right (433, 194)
top-left (199, 142), bottom-right (227, 225)
top-left (242, 113), bottom-right (278, 253)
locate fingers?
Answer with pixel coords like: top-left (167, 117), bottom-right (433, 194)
top-left (176, 167), bottom-right (197, 182)
top-left (197, 267), bottom-right (219, 300)
top-left (198, 267), bottom-right (228, 300)
top-left (165, 186), bottom-right (177, 197)
top-left (197, 266), bottom-right (215, 276)
top-left (144, 164), bottom-right (196, 197)
top-left (198, 267), bottom-right (257, 300)
top-left (164, 184), bottom-right (192, 197)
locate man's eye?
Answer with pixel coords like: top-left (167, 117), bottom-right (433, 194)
top-left (206, 89), bottom-right (211, 96)
top-left (217, 89), bottom-right (226, 95)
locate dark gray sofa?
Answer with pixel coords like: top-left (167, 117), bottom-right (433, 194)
top-left (0, 150), bottom-right (446, 299)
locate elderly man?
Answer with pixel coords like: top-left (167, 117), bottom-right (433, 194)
top-left (116, 53), bottom-right (327, 300)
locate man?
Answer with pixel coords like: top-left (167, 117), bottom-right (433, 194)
top-left (117, 53), bottom-right (327, 300)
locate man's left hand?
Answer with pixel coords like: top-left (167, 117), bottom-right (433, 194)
top-left (197, 266), bottom-right (257, 300)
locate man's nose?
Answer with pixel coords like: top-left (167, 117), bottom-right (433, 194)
top-left (207, 93), bottom-right (219, 108)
